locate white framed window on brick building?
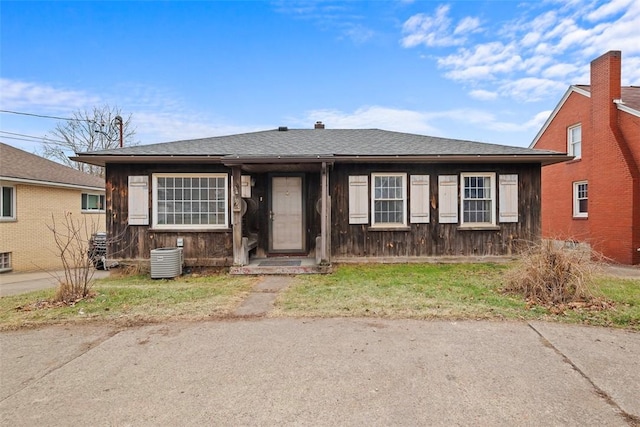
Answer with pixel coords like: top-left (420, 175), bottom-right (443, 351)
top-left (460, 173), bottom-right (496, 226)
top-left (152, 173), bottom-right (228, 229)
top-left (573, 181), bottom-right (588, 218)
top-left (371, 173), bottom-right (407, 227)
top-left (1, 184), bottom-right (16, 221)
top-left (81, 193), bottom-right (105, 212)
top-left (0, 252), bottom-right (11, 272)
top-left (568, 124), bottom-right (582, 158)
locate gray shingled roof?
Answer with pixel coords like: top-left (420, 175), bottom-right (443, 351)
top-left (79, 128), bottom-right (563, 159)
top-left (575, 85), bottom-right (640, 112)
top-left (0, 142), bottom-right (104, 189)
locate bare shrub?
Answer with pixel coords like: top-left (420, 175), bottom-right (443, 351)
top-left (504, 240), bottom-right (605, 307)
top-left (110, 262), bottom-right (148, 277)
top-left (48, 212), bottom-right (98, 303)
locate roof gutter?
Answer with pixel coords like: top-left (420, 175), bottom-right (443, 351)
top-left (71, 153), bottom-right (572, 168)
top-left (0, 176), bottom-right (104, 191)
top-left (70, 154), bottom-right (226, 167)
top-left (331, 154), bottom-right (573, 166)
top-left (223, 155), bottom-right (335, 166)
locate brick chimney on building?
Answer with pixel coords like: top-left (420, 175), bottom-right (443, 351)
top-left (591, 50), bottom-right (622, 128)
top-left (314, 121), bottom-right (325, 129)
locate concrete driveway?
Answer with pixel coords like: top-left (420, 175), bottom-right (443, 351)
top-left (0, 269), bottom-right (110, 297)
top-left (1, 319), bottom-right (638, 426)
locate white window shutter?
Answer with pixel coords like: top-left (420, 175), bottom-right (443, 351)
top-left (241, 175), bottom-right (251, 198)
top-left (128, 176), bottom-right (149, 225)
top-left (499, 174), bottom-right (518, 223)
top-left (349, 175), bottom-right (369, 224)
top-left (438, 175), bottom-right (458, 223)
top-left (410, 175), bottom-right (430, 223)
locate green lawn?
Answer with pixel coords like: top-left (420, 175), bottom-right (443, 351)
top-left (1, 263), bottom-right (638, 331)
top-left (271, 263), bottom-right (640, 330)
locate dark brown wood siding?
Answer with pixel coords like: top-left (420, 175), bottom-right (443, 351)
top-left (106, 163), bottom-right (233, 265)
top-left (329, 163), bottom-right (541, 258)
top-left (105, 164), bottom-right (322, 264)
top-left (106, 161), bottom-right (541, 265)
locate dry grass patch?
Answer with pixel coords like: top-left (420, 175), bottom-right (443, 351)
top-left (503, 241), bottom-right (612, 314)
top-left (0, 272), bottom-right (258, 330)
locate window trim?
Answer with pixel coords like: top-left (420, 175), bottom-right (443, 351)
top-left (152, 173), bottom-right (229, 230)
top-left (81, 192), bottom-right (105, 213)
top-left (460, 172), bottom-right (496, 227)
top-left (567, 124), bottom-right (582, 159)
top-left (573, 181), bottom-right (588, 218)
top-left (370, 172), bottom-right (407, 228)
top-left (0, 184), bottom-right (16, 221)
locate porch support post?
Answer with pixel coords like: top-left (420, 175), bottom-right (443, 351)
top-left (320, 161), bottom-right (329, 264)
top-left (231, 166), bottom-right (244, 266)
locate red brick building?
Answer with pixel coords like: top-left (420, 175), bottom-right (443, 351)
top-left (531, 51), bottom-right (640, 265)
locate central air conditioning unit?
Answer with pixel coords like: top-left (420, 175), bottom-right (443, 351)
top-left (150, 247), bottom-right (183, 279)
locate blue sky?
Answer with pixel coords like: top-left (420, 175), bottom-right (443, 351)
top-left (1, 0), bottom-right (639, 155)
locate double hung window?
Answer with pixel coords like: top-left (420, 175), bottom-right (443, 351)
top-left (573, 181), bottom-right (588, 218)
top-left (461, 173), bottom-right (496, 226)
top-left (371, 173), bottom-right (407, 227)
top-left (568, 124), bottom-right (582, 158)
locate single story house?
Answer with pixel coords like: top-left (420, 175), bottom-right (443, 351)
top-left (0, 142), bottom-right (106, 272)
top-left (72, 124), bottom-right (570, 272)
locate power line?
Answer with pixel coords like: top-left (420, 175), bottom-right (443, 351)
top-left (0, 109), bottom-right (94, 122)
top-left (0, 130), bottom-right (67, 145)
top-left (0, 135), bottom-right (48, 144)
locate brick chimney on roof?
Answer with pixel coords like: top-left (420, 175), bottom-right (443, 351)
top-left (314, 121), bottom-right (325, 129)
top-left (591, 50), bottom-right (622, 127)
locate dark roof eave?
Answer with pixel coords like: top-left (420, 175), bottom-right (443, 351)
top-left (331, 154), bottom-right (573, 166)
top-left (70, 154), bottom-right (226, 167)
top-left (71, 153), bottom-right (572, 168)
top-left (222, 155), bottom-right (335, 165)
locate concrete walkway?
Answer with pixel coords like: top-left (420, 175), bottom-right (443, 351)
top-left (232, 275), bottom-right (295, 317)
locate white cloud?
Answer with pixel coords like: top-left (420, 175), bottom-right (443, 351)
top-left (0, 78), bottom-right (100, 111)
top-left (401, 5), bottom-right (481, 48)
top-left (272, 1), bottom-right (374, 45)
top-left (498, 78), bottom-right (567, 103)
top-left (294, 106), bottom-right (440, 135)
top-left (587, 0), bottom-right (635, 22)
top-left (292, 105), bottom-right (547, 146)
top-left (454, 16), bottom-right (481, 35)
top-left (541, 63), bottom-right (579, 79)
top-left (133, 111), bottom-right (259, 143)
top-left (0, 78), bottom-right (260, 146)
top-left (401, 1), bottom-right (640, 103)
top-left (622, 56), bottom-right (640, 84)
top-left (343, 24), bottom-right (375, 44)
top-left (437, 42), bottom-right (523, 81)
top-left (469, 89), bottom-right (498, 101)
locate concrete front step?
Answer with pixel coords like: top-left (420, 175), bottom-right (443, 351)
top-left (229, 264), bottom-right (332, 275)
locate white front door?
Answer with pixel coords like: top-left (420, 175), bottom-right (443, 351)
top-left (271, 176), bottom-right (304, 252)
